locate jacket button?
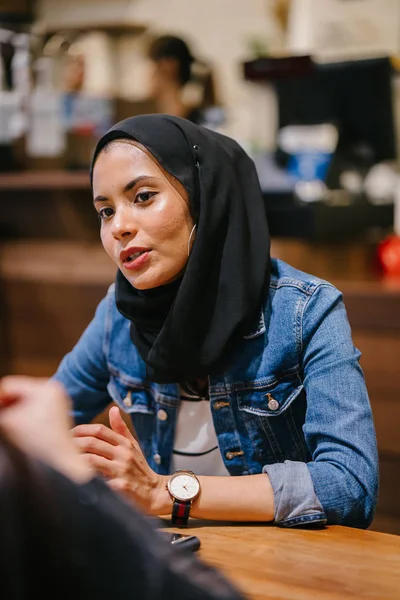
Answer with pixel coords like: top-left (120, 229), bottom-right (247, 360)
top-left (226, 450), bottom-right (244, 460)
top-left (123, 391), bottom-right (133, 407)
top-left (153, 453), bottom-right (161, 465)
top-left (157, 409), bottom-right (168, 421)
top-left (267, 394), bottom-right (279, 411)
top-left (214, 400), bottom-right (230, 410)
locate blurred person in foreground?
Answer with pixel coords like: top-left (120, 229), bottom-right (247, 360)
top-left (147, 35), bottom-right (223, 128)
top-left (0, 376), bottom-right (246, 600)
top-left (54, 114), bottom-right (378, 530)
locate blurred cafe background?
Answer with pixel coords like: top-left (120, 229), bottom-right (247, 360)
top-left (1, 0), bottom-right (400, 534)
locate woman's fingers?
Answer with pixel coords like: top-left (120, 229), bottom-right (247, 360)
top-left (82, 453), bottom-right (114, 479)
top-left (72, 422), bottom-right (131, 448)
top-left (107, 478), bottom-right (128, 494)
top-left (109, 406), bottom-right (135, 442)
top-left (73, 411), bottom-right (157, 506)
top-left (74, 435), bottom-right (117, 460)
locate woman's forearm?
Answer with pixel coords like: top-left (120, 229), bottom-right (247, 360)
top-left (161, 474), bottom-right (275, 522)
top-left (193, 474), bottom-right (274, 521)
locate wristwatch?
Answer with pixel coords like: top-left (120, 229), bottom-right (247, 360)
top-left (167, 470), bottom-right (200, 527)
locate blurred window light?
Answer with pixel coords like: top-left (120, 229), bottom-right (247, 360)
top-left (287, 0), bottom-right (400, 61)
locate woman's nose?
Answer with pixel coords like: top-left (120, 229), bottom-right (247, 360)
top-left (111, 207), bottom-right (137, 240)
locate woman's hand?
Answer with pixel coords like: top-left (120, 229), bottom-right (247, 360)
top-left (0, 376), bottom-right (92, 483)
top-left (72, 406), bottom-right (171, 515)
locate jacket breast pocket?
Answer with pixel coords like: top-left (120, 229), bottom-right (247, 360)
top-left (108, 374), bottom-right (154, 415)
top-left (236, 373), bottom-right (310, 465)
top-left (107, 374), bottom-right (155, 457)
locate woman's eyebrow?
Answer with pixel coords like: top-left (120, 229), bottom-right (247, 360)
top-left (94, 175), bottom-right (162, 204)
top-left (124, 175), bottom-right (163, 193)
top-left (124, 175), bottom-right (150, 193)
top-left (93, 195), bottom-right (107, 204)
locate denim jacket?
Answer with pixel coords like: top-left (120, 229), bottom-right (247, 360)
top-left (55, 258), bottom-right (378, 528)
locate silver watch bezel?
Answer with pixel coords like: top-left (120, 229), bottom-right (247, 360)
top-left (167, 470), bottom-right (200, 502)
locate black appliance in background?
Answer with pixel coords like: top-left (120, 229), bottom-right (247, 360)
top-left (243, 55), bottom-right (396, 240)
top-left (274, 57), bottom-right (397, 189)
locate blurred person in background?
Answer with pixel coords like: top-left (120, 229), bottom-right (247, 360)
top-left (0, 376), bottom-right (246, 600)
top-left (63, 53), bottom-right (86, 93)
top-left (53, 114), bottom-right (378, 531)
top-left (147, 35), bottom-right (223, 128)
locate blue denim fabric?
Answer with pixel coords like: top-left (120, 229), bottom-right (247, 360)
top-left (54, 259), bottom-right (378, 528)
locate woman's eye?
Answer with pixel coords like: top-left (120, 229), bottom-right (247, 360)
top-left (135, 191), bottom-right (157, 204)
top-left (98, 207), bottom-right (114, 219)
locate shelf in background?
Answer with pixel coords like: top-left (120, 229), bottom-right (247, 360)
top-left (0, 170), bottom-right (90, 190)
top-left (42, 21), bottom-right (147, 38)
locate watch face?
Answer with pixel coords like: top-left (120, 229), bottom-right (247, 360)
top-left (168, 472), bottom-right (200, 502)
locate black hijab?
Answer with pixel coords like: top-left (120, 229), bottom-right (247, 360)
top-left (91, 115), bottom-right (270, 383)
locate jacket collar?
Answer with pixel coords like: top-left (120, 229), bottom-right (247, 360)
top-left (243, 310), bottom-right (266, 340)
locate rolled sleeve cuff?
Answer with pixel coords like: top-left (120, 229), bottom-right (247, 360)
top-left (263, 460), bottom-right (327, 528)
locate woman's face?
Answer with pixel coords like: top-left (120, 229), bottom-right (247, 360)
top-left (92, 141), bottom-right (193, 290)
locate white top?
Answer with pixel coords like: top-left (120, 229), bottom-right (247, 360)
top-left (170, 386), bottom-right (229, 477)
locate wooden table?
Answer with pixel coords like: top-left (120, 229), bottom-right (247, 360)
top-left (170, 523), bottom-right (400, 600)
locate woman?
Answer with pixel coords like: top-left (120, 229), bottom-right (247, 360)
top-left (0, 376), bottom-right (245, 600)
top-left (147, 35), bottom-right (219, 126)
top-left (55, 114), bottom-right (378, 528)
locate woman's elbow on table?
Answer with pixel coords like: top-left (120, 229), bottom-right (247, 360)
top-left (309, 459), bottom-right (378, 529)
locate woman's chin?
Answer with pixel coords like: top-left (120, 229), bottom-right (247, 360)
top-left (124, 275), bottom-right (154, 290)
top-left (123, 269), bottom-right (167, 291)
top-left (121, 259), bottom-right (184, 290)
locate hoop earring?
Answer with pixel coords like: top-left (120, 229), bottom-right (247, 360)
top-left (187, 224), bottom-right (197, 257)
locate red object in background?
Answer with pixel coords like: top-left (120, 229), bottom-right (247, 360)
top-left (377, 235), bottom-right (400, 276)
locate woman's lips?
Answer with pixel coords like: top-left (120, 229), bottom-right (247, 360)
top-left (123, 250), bottom-right (151, 271)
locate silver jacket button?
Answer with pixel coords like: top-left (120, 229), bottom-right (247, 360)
top-left (123, 391), bottom-right (133, 407)
top-left (267, 396), bottom-right (279, 411)
top-left (153, 453), bottom-right (162, 465)
top-left (157, 409), bottom-right (168, 421)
